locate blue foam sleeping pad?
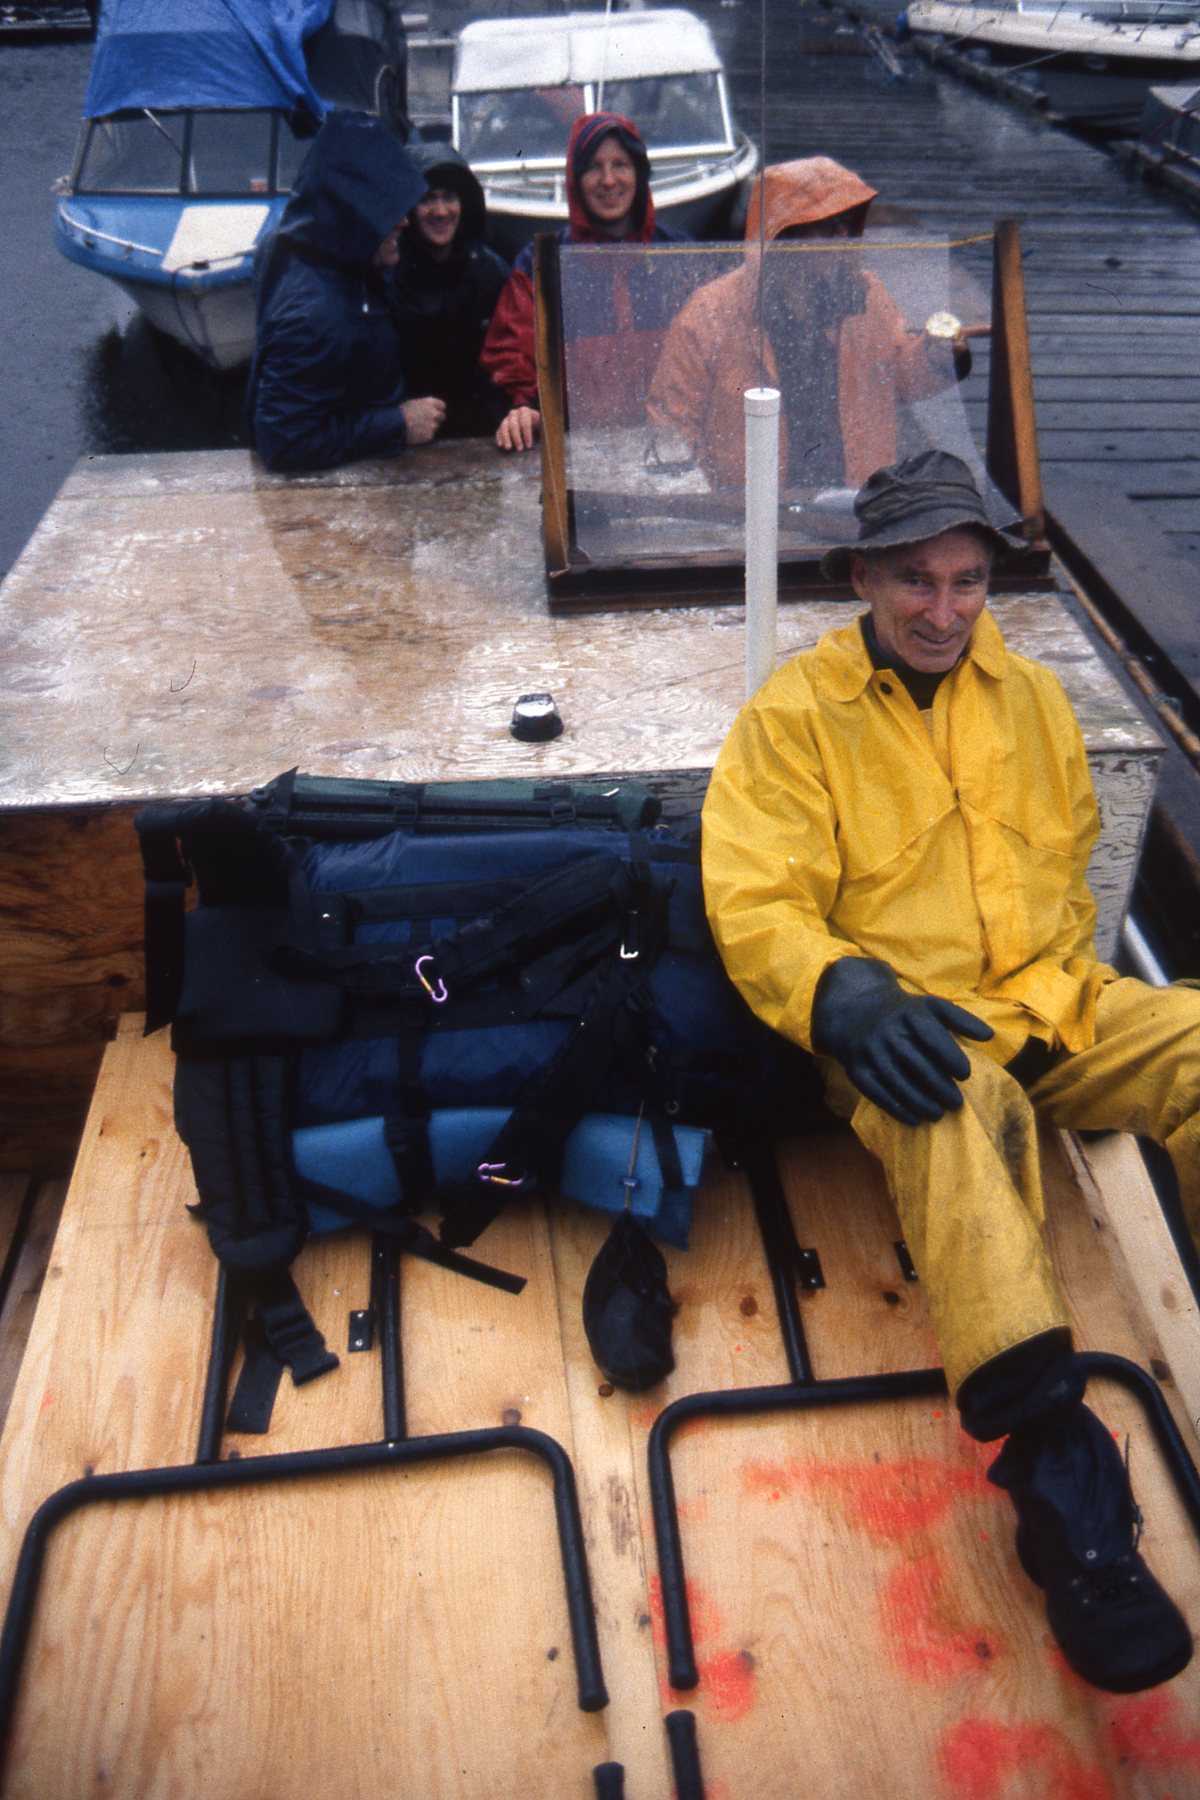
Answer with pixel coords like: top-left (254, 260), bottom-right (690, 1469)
top-left (294, 1109), bottom-right (706, 1249)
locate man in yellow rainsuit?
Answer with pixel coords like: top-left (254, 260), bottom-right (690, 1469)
top-left (702, 449), bottom-right (1198, 1695)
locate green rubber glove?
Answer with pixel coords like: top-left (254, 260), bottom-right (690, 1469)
top-left (811, 957), bottom-right (994, 1125)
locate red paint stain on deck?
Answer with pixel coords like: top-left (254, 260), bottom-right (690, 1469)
top-left (742, 1451), bottom-right (993, 1539)
top-left (884, 1555), bottom-right (1004, 1682)
top-left (647, 1575), bottom-right (724, 1651)
top-left (698, 1647), bottom-right (757, 1723)
top-left (647, 1576), bottom-right (755, 1721)
top-left (1104, 1690), bottom-right (1200, 1772)
top-left (939, 1718), bottom-right (1113, 1800)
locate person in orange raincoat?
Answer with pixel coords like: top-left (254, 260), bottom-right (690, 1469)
top-left (481, 111), bottom-right (691, 453)
top-left (647, 156), bottom-right (967, 490)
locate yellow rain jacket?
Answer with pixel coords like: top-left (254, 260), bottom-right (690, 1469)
top-left (702, 610), bottom-right (1119, 1071)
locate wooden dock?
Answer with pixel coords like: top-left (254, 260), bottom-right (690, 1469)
top-left (0, 1020), bottom-right (1198, 1795)
top-left (724, 3), bottom-right (1200, 573)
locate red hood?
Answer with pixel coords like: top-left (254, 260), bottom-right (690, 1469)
top-left (565, 111), bottom-right (657, 244)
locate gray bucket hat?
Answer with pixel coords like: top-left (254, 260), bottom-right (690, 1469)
top-left (820, 451), bottom-right (1025, 580)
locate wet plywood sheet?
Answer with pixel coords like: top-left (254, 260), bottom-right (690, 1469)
top-left (0, 445), bottom-right (1165, 1170)
top-left (0, 1022), bottom-right (1197, 1797)
top-left (0, 445), bottom-right (1160, 810)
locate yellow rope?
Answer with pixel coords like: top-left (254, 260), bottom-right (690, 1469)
top-left (572, 231), bottom-right (997, 257)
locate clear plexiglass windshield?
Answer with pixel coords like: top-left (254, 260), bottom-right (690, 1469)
top-left (457, 72), bottom-right (728, 164)
top-left (75, 110), bottom-right (311, 195)
top-left (554, 233), bottom-right (1004, 565)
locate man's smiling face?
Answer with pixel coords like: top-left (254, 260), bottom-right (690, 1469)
top-left (850, 526), bottom-right (992, 674)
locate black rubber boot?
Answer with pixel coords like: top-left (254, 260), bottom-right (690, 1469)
top-left (582, 1212), bottom-right (675, 1391)
top-left (988, 1406), bottom-right (1193, 1693)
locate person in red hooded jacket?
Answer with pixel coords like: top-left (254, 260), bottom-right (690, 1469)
top-left (481, 111), bottom-right (691, 452)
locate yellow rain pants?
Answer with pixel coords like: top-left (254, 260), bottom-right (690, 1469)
top-left (823, 976), bottom-right (1200, 1398)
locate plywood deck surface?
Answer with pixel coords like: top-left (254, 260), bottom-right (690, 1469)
top-left (0, 1021), bottom-right (1198, 1798)
top-left (0, 445), bottom-right (1160, 812)
top-left (0, 447), bottom-right (1167, 1173)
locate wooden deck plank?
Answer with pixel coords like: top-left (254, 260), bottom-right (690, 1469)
top-left (0, 1017), bottom-right (212, 1554)
top-left (1038, 435), bottom-right (1200, 467)
top-left (0, 1178), bottom-right (66, 1442)
top-left (5, 1469), bottom-right (610, 1799)
top-left (645, 1130), bottom-right (1200, 1797)
top-left (0, 1180), bottom-right (31, 1295)
top-left (1044, 474), bottom-right (1200, 696)
top-left (1044, 461), bottom-right (1200, 495)
top-left (1, 1030), bottom-right (1200, 1794)
top-left (1066, 1131), bottom-right (1200, 1432)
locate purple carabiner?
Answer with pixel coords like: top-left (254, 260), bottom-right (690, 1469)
top-left (478, 1161), bottom-right (527, 1189)
top-left (414, 954), bottom-right (449, 1004)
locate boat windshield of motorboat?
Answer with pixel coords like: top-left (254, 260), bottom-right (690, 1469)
top-left (55, 0), bottom-right (410, 371)
top-left (451, 9), bottom-right (759, 257)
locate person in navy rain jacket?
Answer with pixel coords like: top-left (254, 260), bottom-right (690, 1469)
top-left (248, 112), bottom-right (445, 472)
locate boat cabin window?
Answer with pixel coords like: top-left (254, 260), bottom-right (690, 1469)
top-left (75, 110), bottom-right (310, 197)
top-left (539, 230), bottom-right (1037, 603)
top-left (187, 112), bottom-right (277, 196)
top-left (275, 118), bottom-right (314, 193)
top-left (456, 74), bottom-right (728, 165)
top-left (76, 111), bottom-right (189, 195)
top-left (457, 86), bottom-right (587, 163)
top-left (593, 75), bottom-right (729, 151)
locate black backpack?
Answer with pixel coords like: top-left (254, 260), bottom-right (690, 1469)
top-left (136, 773), bottom-right (819, 1427)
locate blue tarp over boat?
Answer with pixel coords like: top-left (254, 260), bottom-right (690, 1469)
top-left (83, 0), bottom-right (335, 119)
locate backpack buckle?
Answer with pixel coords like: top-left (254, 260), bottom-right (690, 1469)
top-left (625, 979), bottom-right (655, 1015)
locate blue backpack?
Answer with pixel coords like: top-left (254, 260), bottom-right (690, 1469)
top-left (136, 775), bottom-right (819, 1424)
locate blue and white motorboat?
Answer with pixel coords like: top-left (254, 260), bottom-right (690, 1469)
top-left (55, 0), bottom-right (409, 370)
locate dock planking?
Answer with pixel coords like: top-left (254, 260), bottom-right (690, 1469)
top-left (715, 3), bottom-right (1200, 576)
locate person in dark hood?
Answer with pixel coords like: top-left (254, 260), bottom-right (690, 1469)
top-left (248, 112), bottom-right (446, 473)
top-left (388, 143), bottom-right (510, 439)
top-left (481, 111), bottom-right (689, 453)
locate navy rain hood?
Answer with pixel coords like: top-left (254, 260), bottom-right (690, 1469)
top-left (267, 111), bottom-right (426, 283)
top-left (248, 112), bottom-right (429, 472)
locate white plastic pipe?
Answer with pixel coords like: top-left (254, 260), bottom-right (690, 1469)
top-left (744, 386), bottom-right (781, 699)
